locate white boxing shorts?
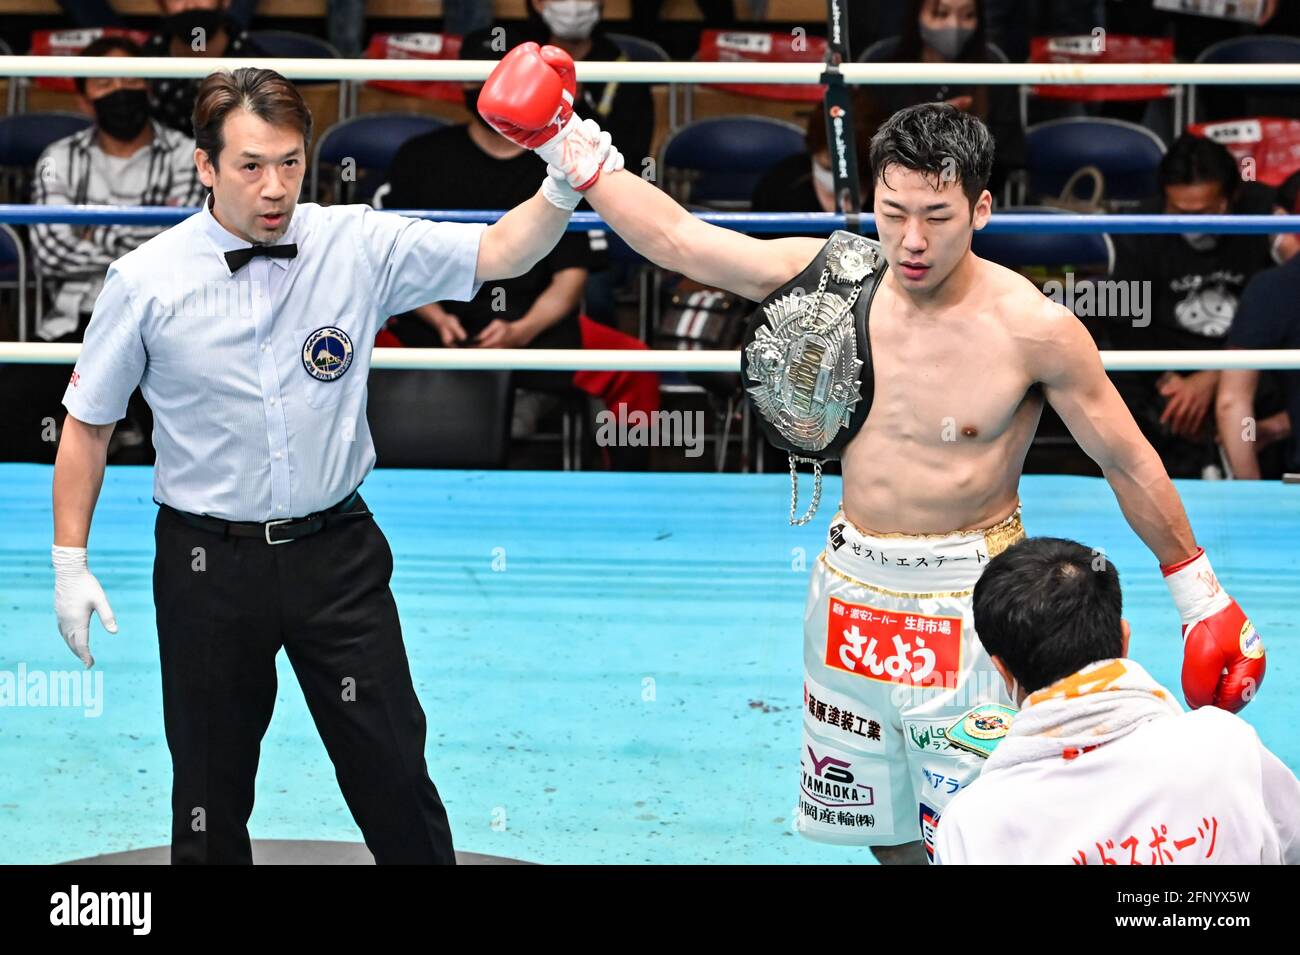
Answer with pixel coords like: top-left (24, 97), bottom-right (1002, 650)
top-left (798, 504), bottom-right (1026, 858)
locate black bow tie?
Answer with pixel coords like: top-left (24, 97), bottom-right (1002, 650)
top-left (224, 243), bottom-right (298, 273)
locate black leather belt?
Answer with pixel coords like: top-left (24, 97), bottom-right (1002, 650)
top-left (160, 488), bottom-right (370, 545)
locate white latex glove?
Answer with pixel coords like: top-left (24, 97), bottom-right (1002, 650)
top-left (539, 117), bottom-right (623, 200)
top-left (541, 125), bottom-right (625, 210)
top-left (52, 545), bottom-right (117, 668)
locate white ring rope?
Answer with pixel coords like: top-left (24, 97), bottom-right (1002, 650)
top-left (3, 55), bottom-right (1300, 85)
top-left (3, 343), bottom-right (1299, 372)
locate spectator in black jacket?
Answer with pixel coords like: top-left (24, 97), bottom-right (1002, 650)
top-left (1107, 134), bottom-right (1272, 478)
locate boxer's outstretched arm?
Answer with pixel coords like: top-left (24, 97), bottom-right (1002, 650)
top-left (583, 169), bottom-right (823, 302)
top-left (1029, 300), bottom-right (1198, 566)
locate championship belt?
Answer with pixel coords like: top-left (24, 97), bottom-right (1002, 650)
top-left (740, 231), bottom-right (885, 524)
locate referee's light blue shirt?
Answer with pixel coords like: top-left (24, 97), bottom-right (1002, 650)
top-left (62, 196), bottom-right (487, 521)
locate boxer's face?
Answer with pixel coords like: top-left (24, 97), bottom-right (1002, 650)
top-left (197, 107), bottom-right (305, 244)
top-left (874, 163), bottom-right (990, 295)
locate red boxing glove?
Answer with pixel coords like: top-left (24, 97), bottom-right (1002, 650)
top-left (1162, 547), bottom-right (1265, 713)
top-left (477, 42), bottom-right (577, 152)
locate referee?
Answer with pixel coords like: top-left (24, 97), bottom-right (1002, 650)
top-left (50, 66), bottom-right (618, 864)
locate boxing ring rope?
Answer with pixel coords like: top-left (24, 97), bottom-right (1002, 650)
top-left (5, 55), bottom-right (1300, 85)
top-left (2, 57), bottom-right (1299, 371)
top-left (4, 207), bottom-right (1300, 234)
top-left (2, 207), bottom-right (1299, 371)
top-left (3, 341), bottom-right (1299, 373)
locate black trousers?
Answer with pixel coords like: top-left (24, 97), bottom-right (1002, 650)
top-left (152, 495), bottom-right (455, 864)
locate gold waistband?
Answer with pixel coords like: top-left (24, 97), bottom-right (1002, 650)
top-left (835, 503), bottom-right (1026, 560)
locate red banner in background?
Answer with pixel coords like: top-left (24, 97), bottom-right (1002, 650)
top-left (1029, 34), bottom-right (1175, 102)
top-left (1189, 117), bottom-right (1300, 187)
top-left (696, 30), bottom-right (826, 103)
top-left (363, 33), bottom-right (465, 104)
top-left (29, 28), bottom-right (155, 94)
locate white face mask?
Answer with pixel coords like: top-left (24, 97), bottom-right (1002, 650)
top-left (540, 0), bottom-right (600, 41)
top-left (811, 160), bottom-right (835, 195)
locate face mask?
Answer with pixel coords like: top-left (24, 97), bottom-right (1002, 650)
top-left (92, 87), bottom-right (151, 142)
top-left (811, 160), bottom-right (835, 195)
top-left (920, 24), bottom-right (974, 61)
top-left (540, 0), bottom-right (601, 41)
top-left (164, 8), bottom-right (225, 45)
top-left (1182, 232), bottom-right (1218, 253)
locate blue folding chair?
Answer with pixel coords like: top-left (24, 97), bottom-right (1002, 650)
top-left (310, 113), bottom-right (446, 205)
top-left (659, 116), bottom-right (806, 211)
top-left (858, 35), bottom-right (1009, 63)
top-left (972, 206), bottom-right (1114, 272)
top-left (248, 30), bottom-right (342, 61)
top-left (0, 223), bottom-right (28, 341)
top-left (0, 112), bottom-right (93, 169)
top-left (1025, 117), bottom-right (1165, 209)
top-left (0, 112), bottom-right (93, 204)
top-left (1192, 35), bottom-right (1300, 124)
top-left (605, 32), bottom-right (670, 63)
top-left (606, 30), bottom-right (676, 128)
top-left (249, 30), bottom-right (345, 119)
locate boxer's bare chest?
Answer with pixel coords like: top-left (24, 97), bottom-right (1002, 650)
top-left (858, 278), bottom-right (1040, 450)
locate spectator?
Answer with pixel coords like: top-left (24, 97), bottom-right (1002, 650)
top-left (1216, 169), bottom-right (1300, 479)
top-left (379, 27), bottom-right (659, 467)
top-left (934, 536), bottom-right (1298, 865)
top-left (142, 0), bottom-right (266, 137)
top-left (1107, 134), bottom-right (1271, 478)
top-left (857, 0), bottom-right (1025, 200)
top-left (751, 92), bottom-right (883, 214)
top-left (524, 0), bottom-right (655, 170)
top-left (31, 36), bottom-right (203, 342)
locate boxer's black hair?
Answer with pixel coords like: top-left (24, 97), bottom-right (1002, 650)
top-left (868, 102), bottom-right (994, 212)
top-left (972, 537), bottom-right (1125, 694)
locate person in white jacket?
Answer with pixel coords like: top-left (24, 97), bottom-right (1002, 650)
top-left (933, 537), bottom-right (1298, 865)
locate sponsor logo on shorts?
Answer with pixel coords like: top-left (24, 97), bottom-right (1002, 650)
top-left (920, 766), bottom-right (967, 797)
top-left (902, 717), bottom-right (960, 754)
top-left (828, 522), bottom-right (847, 551)
top-left (802, 745), bottom-right (875, 809)
top-left (798, 742), bottom-right (893, 836)
top-left (803, 676), bottom-right (886, 753)
top-left (920, 803), bottom-right (940, 863)
top-left (825, 598), bottom-right (961, 688)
